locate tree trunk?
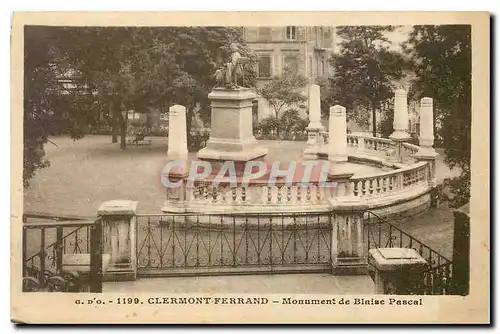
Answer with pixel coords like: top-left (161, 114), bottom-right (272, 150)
top-left (371, 103), bottom-right (377, 138)
top-left (111, 105), bottom-right (118, 143)
top-left (274, 108), bottom-right (280, 137)
top-left (119, 110), bottom-right (127, 150)
top-left (111, 126), bottom-right (118, 143)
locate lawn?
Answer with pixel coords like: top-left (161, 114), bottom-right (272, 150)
top-left (23, 135), bottom-right (393, 216)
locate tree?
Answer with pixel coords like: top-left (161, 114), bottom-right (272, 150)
top-left (24, 27), bottom-right (56, 187)
top-left (324, 26), bottom-right (407, 137)
top-left (404, 25), bottom-right (471, 207)
top-left (23, 26), bottom-right (95, 187)
top-left (257, 70), bottom-right (308, 120)
top-left (56, 26), bottom-right (257, 147)
top-left (55, 27), bottom-right (156, 149)
top-left (23, 26), bottom-right (257, 185)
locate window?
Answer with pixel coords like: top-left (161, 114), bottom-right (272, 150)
top-left (258, 56), bottom-right (272, 78)
top-left (286, 26), bottom-right (297, 40)
top-left (258, 27), bottom-right (271, 42)
top-left (284, 55), bottom-right (299, 75)
top-left (320, 56), bottom-right (325, 75)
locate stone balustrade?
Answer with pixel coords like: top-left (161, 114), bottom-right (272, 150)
top-left (185, 181), bottom-right (333, 213)
top-left (177, 157), bottom-right (432, 217)
top-left (402, 142), bottom-right (420, 157)
top-left (348, 161), bottom-right (430, 200)
top-left (346, 135), bottom-right (357, 147)
top-left (362, 137), bottom-right (396, 152)
top-left (346, 134), bottom-right (397, 154)
top-left (163, 129), bottom-right (435, 218)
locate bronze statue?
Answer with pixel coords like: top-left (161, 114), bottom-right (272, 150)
top-left (213, 42), bottom-right (249, 89)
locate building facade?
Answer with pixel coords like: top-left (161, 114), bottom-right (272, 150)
top-left (244, 26), bottom-right (336, 121)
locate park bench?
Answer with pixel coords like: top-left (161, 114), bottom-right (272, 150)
top-left (126, 132), bottom-right (152, 147)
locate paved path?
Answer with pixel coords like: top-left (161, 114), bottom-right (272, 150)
top-left (104, 273), bottom-right (375, 294)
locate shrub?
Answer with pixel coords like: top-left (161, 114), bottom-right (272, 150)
top-left (254, 108), bottom-right (308, 141)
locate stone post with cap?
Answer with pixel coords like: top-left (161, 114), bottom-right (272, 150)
top-left (389, 89), bottom-right (411, 162)
top-left (162, 104), bottom-right (189, 213)
top-left (303, 84), bottom-right (325, 159)
top-left (414, 97), bottom-right (439, 206)
top-left (98, 200), bottom-right (138, 281)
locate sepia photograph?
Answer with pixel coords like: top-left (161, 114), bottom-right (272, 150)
top-left (11, 11), bottom-right (489, 324)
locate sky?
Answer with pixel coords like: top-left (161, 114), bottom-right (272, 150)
top-left (333, 25), bottom-right (413, 53)
top-left (385, 26), bottom-right (413, 51)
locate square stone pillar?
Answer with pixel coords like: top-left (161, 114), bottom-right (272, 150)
top-left (390, 89), bottom-right (411, 162)
top-left (328, 105), bottom-right (348, 162)
top-left (415, 97), bottom-right (438, 188)
top-left (167, 104), bottom-right (188, 160)
top-left (98, 200), bottom-right (138, 281)
top-left (389, 89), bottom-right (411, 141)
top-left (369, 248), bottom-right (428, 294)
top-left (197, 88), bottom-right (267, 162)
top-left (329, 198), bottom-right (368, 275)
top-left (303, 84), bottom-right (325, 159)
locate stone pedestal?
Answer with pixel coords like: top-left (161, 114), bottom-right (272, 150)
top-left (98, 200), bottom-right (138, 281)
top-left (389, 89), bottom-right (411, 142)
top-left (167, 104), bottom-right (188, 160)
top-left (329, 198), bottom-right (368, 275)
top-left (303, 84), bottom-right (325, 159)
top-left (197, 88), bottom-right (267, 162)
top-left (369, 248), bottom-right (428, 294)
top-left (328, 105), bottom-right (348, 162)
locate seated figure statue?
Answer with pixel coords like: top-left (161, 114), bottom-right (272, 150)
top-left (214, 43), bottom-right (249, 89)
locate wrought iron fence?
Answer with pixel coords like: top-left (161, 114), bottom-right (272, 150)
top-left (22, 213), bottom-right (103, 292)
top-left (365, 210), bottom-right (455, 295)
top-left (136, 212), bottom-right (332, 275)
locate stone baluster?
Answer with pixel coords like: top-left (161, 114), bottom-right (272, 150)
top-left (98, 200), bottom-right (138, 281)
top-left (328, 105), bottom-right (348, 162)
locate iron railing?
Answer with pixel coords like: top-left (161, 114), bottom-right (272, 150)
top-left (136, 212), bottom-right (332, 276)
top-left (365, 210), bottom-right (455, 295)
top-left (22, 213), bottom-right (103, 292)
